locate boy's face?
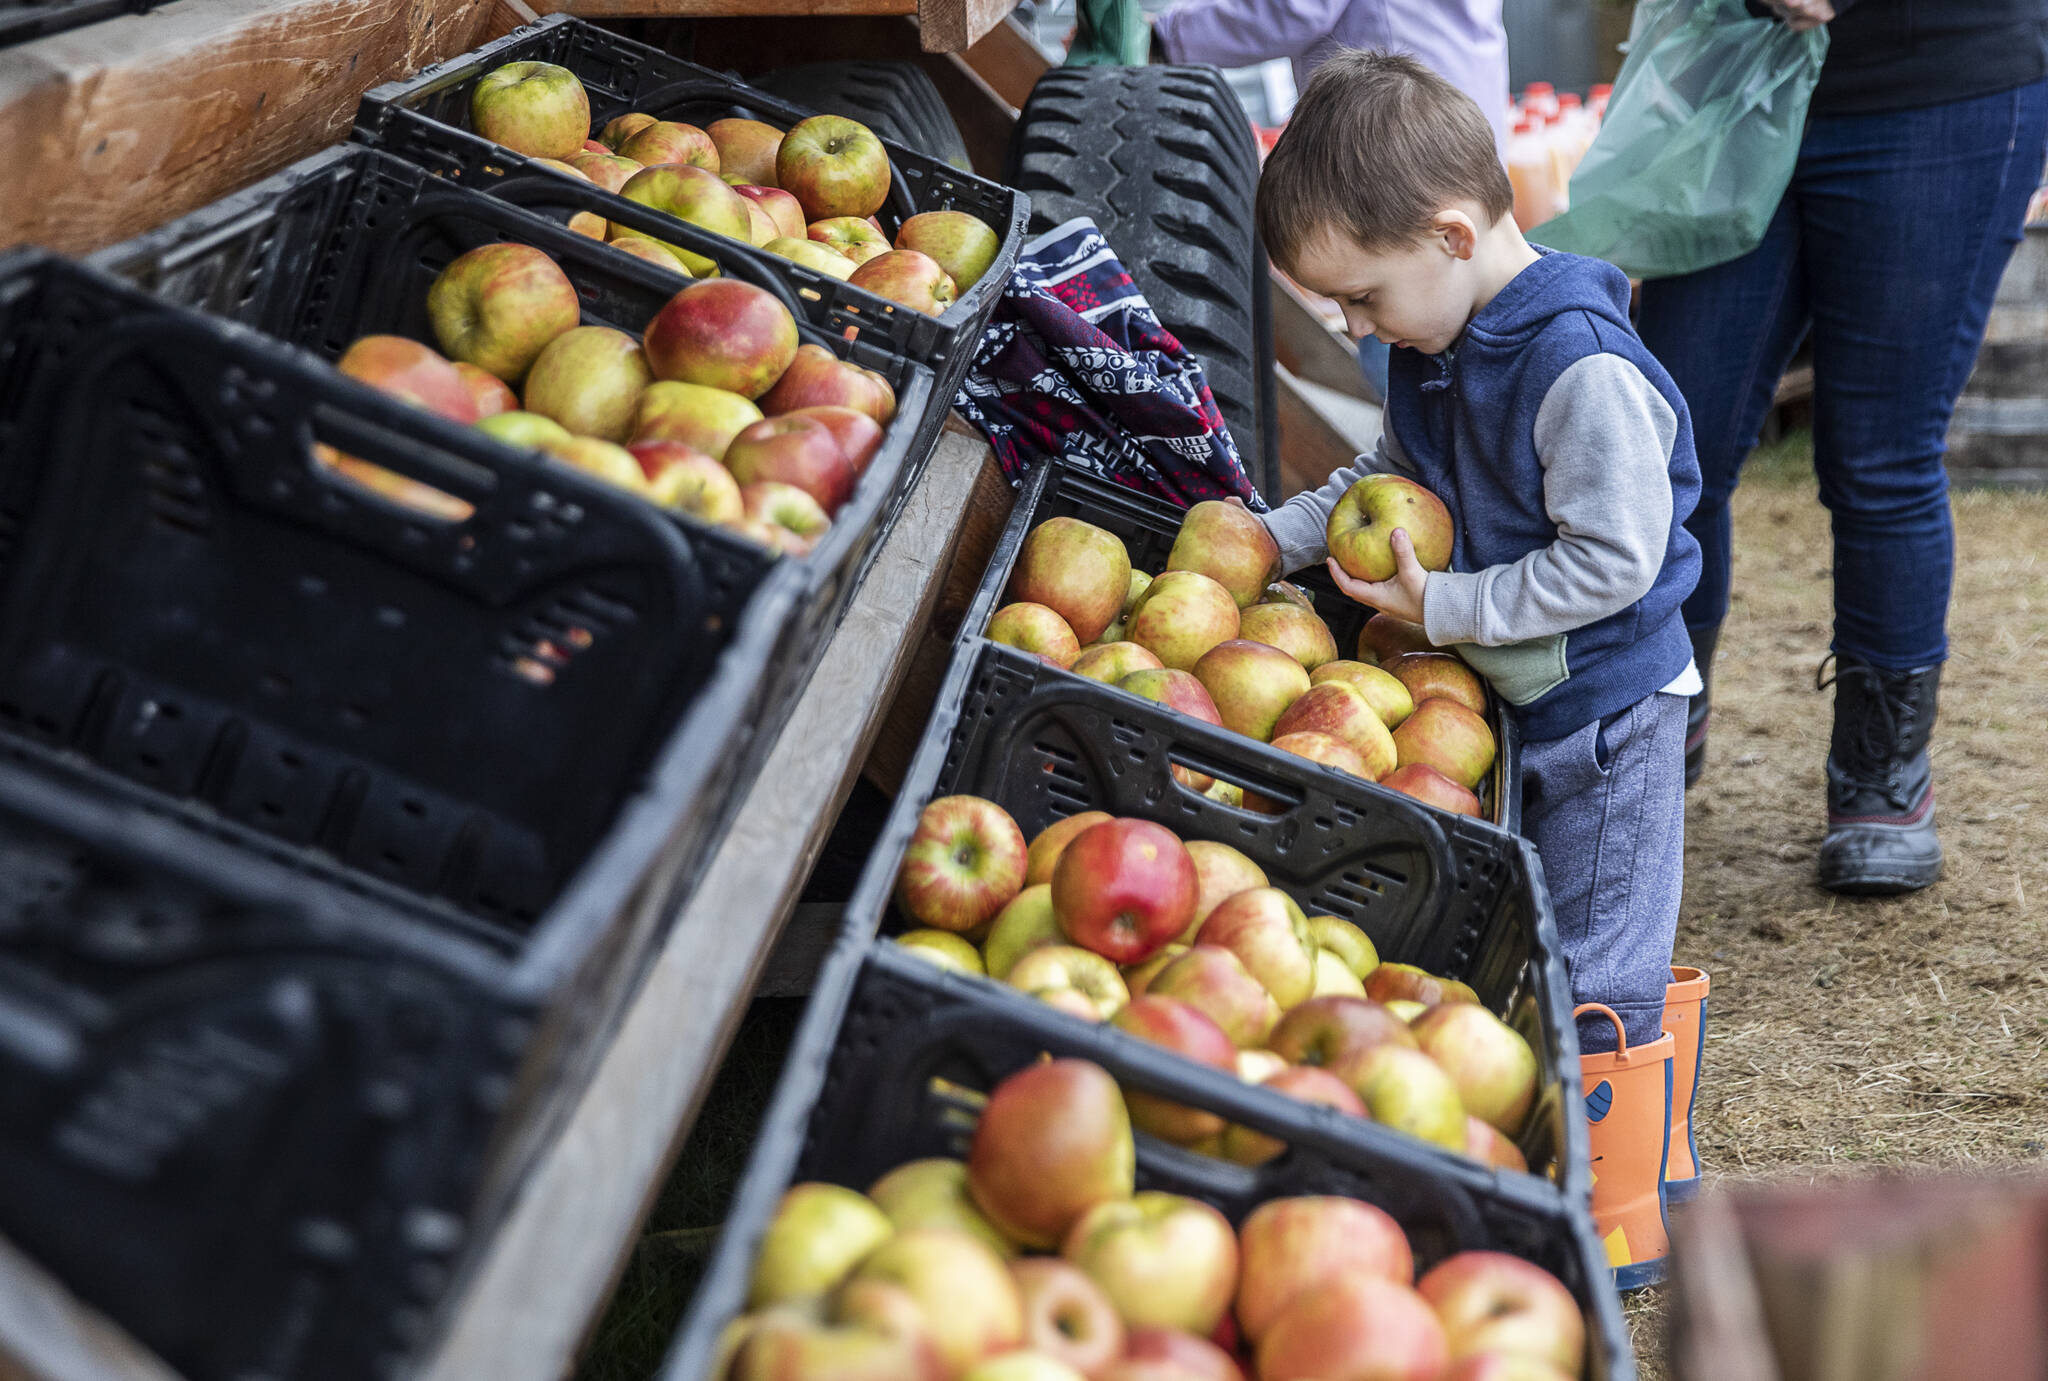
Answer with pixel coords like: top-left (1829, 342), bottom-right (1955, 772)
top-left (1290, 220), bottom-right (1476, 358)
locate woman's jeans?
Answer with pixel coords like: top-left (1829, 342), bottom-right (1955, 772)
top-left (1638, 78), bottom-right (2048, 670)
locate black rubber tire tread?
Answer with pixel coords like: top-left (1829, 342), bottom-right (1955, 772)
top-left (1005, 65), bottom-right (1279, 501)
top-left (753, 61), bottom-right (972, 170)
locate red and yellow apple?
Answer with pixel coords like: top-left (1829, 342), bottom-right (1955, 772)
top-left (471, 61), bottom-right (590, 160)
top-left (642, 278), bottom-right (799, 398)
top-left (1238, 603), bottom-right (1339, 672)
top-left (1236, 1196), bottom-right (1415, 1341)
top-left (982, 884), bottom-right (1062, 980)
top-left (1011, 1258), bottom-right (1124, 1379)
top-left (632, 379), bottom-right (762, 459)
top-left (1146, 945), bottom-right (1281, 1048)
top-left (1006, 945), bottom-right (1129, 1022)
top-left (896, 209), bottom-right (1002, 291)
top-left (1220, 1066), bottom-right (1366, 1166)
top-left (1268, 995), bottom-right (1418, 1089)
top-left (1110, 996), bottom-right (1238, 1143)
top-left (1326, 474), bottom-right (1455, 583)
top-left (1257, 1275), bottom-right (1449, 1381)
top-left (851, 249), bottom-right (957, 315)
top-left (778, 114), bottom-right (892, 219)
top-left (1417, 1251), bottom-right (1585, 1375)
top-left (896, 793), bottom-right (1028, 933)
top-left (747, 1181), bottom-right (892, 1306)
top-left (1062, 1193), bottom-right (1238, 1337)
top-left (868, 1157), bottom-right (1016, 1258)
top-left (1073, 642), bottom-right (1165, 685)
top-left (1311, 661), bottom-right (1415, 728)
top-left (725, 414), bottom-right (856, 513)
top-left (1380, 763), bottom-right (1482, 816)
top-left (1050, 818), bottom-right (1198, 964)
top-left (1271, 681), bottom-right (1397, 778)
top-left (1166, 499), bottom-right (1280, 607)
top-left (632, 439), bottom-right (743, 522)
top-left (710, 118), bottom-right (784, 186)
top-left (521, 325), bottom-right (652, 441)
top-left (851, 1229), bottom-right (1025, 1375)
top-left (616, 119), bottom-right (718, 171)
top-left (1195, 887), bottom-right (1317, 1009)
top-left (1192, 639), bottom-right (1310, 741)
top-left (968, 1059), bottom-right (1135, 1250)
top-left (1392, 698), bottom-right (1497, 790)
top-left (1384, 652), bottom-right (1488, 717)
top-left (989, 602), bottom-right (1082, 669)
top-left (426, 242), bottom-right (581, 383)
top-left (1011, 517), bottom-right (1133, 644)
top-left (1127, 571), bottom-right (1239, 671)
top-left (615, 163), bottom-right (751, 275)
top-left (1410, 1003), bottom-right (1538, 1136)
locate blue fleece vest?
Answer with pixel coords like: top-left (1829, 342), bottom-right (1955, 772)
top-left (1386, 250), bottom-right (1702, 742)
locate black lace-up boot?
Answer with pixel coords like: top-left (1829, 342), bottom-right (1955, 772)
top-left (1817, 654), bottom-right (1943, 895)
top-left (1684, 624), bottom-right (1719, 789)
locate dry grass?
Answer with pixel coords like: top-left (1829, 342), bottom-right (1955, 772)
top-left (1630, 433), bottom-right (2048, 1377)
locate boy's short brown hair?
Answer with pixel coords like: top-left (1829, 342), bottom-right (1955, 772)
top-left (1257, 49), bottom-right (1514, 271)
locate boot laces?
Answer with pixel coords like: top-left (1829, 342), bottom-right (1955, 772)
top-left (1815, 654), bottom-right (1918, 791)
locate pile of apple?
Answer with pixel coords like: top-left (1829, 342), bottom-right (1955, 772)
top-left (985, 486), bottom-right (1493, 819)
top-left (466, 60), bottom-right (1001, 312)
top-left (722, 1058), bottom-right (1587, 1381)
top-left (891, 798), bottom-right (1538, 1173)
top-left (323, 242), bottom-right (900, 554)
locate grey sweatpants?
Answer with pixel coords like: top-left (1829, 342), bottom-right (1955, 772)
top-left (1520, 692), bottom-right (1688, 1055)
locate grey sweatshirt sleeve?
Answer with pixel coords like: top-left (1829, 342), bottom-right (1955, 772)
top-left (1260, 428), bottom-right (1419, 576)
top-left (1421, 353), bottom-right (1679, 648)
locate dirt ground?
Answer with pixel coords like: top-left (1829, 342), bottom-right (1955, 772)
top-left (1626, 432), bottom-right (2048, 1376)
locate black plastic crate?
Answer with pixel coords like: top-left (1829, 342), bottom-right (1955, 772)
top-left (0, 0), bottom-right (161, 47)
top-left (856, 636), bottom-right (1588, 1198)
top-left (968, 458), bottom-right (1523, 833)
top-left (90, 141), bottom-right (940, 779)
top-left (0, 249), bottom-right (791, 1381)
top-left (351, 11), bottom-right (1029, 415)
top-left (662, 940), bottom-right (1632, 1381)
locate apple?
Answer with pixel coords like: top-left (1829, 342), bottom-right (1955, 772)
top-left (743, 480), bottom-right (831, 554)
top-left (1410, 1003), bottom-right (1538, 1135)
top-left (426, 243), bottom-right (581, 383)
top-left (1380, 763), bottom-right (1482, 816)
top-left (475, 410), bottom-right (571, 451)
top-left (1326, 474), bottom-right (1455, 583)
top-left (1353, 1045), bottom-right (1467, 1150)
top-left (764, 235), bottom-right (858, 279)
top-left (1024, 812), bottom-right (1113, 888)
top-left (1007, 945), bottom-right (1130, 1022)
top-left (1365, 963), bottom-right (1480, 1008)
top-left (1385, 652), bottom-right (1488, 716)
top-left (1308, 916), bottom-right (1378, 979)
top-left (860, 367), bottom-right (899, 423)
top-left (1237, 603), bottom-right (1339, 671)
top-left (452, 362), bottom-right (518, 418)
top-left (315, 448), bottom-right (473, 520)
top-left (782, 404), bottom-right (883, 474)
top-left (1116, 668), bottom-right (1224, 732)
top-left (1443, 1358), bottom-right (1573, 1381)
top-left (1271, 682), bottom-right (1397, 778)
top-left (1236, 1196), bottom-right (1414, 1341)
top-left (1111, 996), bottom-right (1238, 1143)
top-left (726, 415), bottom-right (856, 513)
top-left (1268, 995), bottom-right (1418, 1090)
top-left (521, 325), bottom-right (652, 441)
top-left (968, 1058), bottom-right (1135, 1250)
top-left (1220, 1063), bottom-right (1366, 1165)
top-left (852, 1229), bottom-right (1025, 1374)
top-left (710, 118), bottom-right (784, 186)
top-left (617, 120), bottom-right (719, 171)
top-left (1073, 642), bottom-right (1165, 685)
top-left (642, 278), bottom-right (798, 400)
top-left (989, 602), bottom-right (1082, 669)
top-left (733, 184), bottom-right (806, 241)
top-left (1387, 999), bottom-right (1429, 1023)
top-left (1195, 887), bottom-right (1316, 1009)
top-left (1121, 943), bottom-right (1187, 998)
top-left (1010, 1258), bottom-right (1124, 1379)
top-left (567, 151), bottom-right (641, 193)
top-left (1310, 661), bottom-right (1415, 728)
top-left (1393, 698), bottom-right (1496, 790)
top-left (1181, 839), bottom-right (1266, 939)
top-left (1417, 1251), bottom-right (1585, 1375)
top-left (1465, 1115), bottom-right (1529, 1173)
top-left (1146, 946), bottom-right (1281, 1048)
top-left (598, 112), bottom-right (657, 150)
top-left (336, 335), bottom-right (475, 421)
top-left (1051, 818), bottom-right (1198, 965)
top-left (832, 1278), bottom-right (953, 1367)
top-left (869, 1158), bottom-right (1016, 1258)
top-left (730, 1313), bottom-right (945, 1381)
top-left (778, 114), bottom-right (892, 219)
top-left (615, 163), bottom-right (751, 275)
top-left (471, 61), bottom-right (589, 160)
top-left (896, 928), bottom-right (985, 975)
top-left (631, 440), bottom-right (743, 522)
top-left (1063, 1193), bottom-right (1237, 1336)
top-left (1165, 499), bottom-right (1280, 607)
top-left (760, 343), bottom-right (889, 420)
top-left (896, 793), bottom-right (1028, 932)
top-left (962, 1355), bottom-right (1090, 1381)
top-left (1236, 1048), bottom-right (1288, 1083)
top-left (1122, 570), bottom-right (1153, 615)
top-left (1261, 581), bottom-right (1314, 610)
top-left (633, 380), bottom-right (762, 460)
top-left (851, 249), bottom-right (958, 315)
top-left (1110, 1328), bottom-right (1246, 1381)
top-left (895, 209), bottom-right (1002, 291)
top-left (1360, 612), bottom-right (1439, 663)
top-left (1313, 949), bottom-right (1366, 997)
top-left (747, 1181), bottom-right (893, 1305)
top-left (1241, 732), bottom-right (1370, 812)
top-left (1125, 571), bottom-right (1238, 670)
top-left (541, 435), bottom-right (646, 492)
top-left (809, 216), bottom-right (893, 265)
top-left (611, 237), bottom-right (687, 272)
top-left (983, 884), bottom-right (1063, 980)
top-left (1012, 517), bottom-right (1133, 644)
top-left (742, 199), bottom-right (779, 245)
top-left (1191, 639), bottom-right (1309, 741)
top-left (1257, 1276), bottom-right (1449, 1381)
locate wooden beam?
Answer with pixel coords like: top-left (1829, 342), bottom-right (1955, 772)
top-left (0, 0), bottom-right (496, 257)
top-left (416, 429), bottom-right (992, 1381)
top-left (542, 0), bottom-right (915, 16)
top-left (1275, 364), bottom-right (1364, 499)
top-left (1270, 268), bottom-right (1376, 404)
top-left (955, 13), bottom-right (1049, 109)
top-left (916, 0), bottom-right (1019, 53)
top-left (0, 1236), bottom-right (183, 1381)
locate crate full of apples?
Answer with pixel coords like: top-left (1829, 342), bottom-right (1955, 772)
top-left (967, 461), bottom-right (1518, 833)
top-left (353, 14), bottom-right (1029, 386)
top-left (662, 943), bottom-right (1630, 1381)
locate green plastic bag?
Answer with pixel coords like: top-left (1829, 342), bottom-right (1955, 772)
top-left (1065, 0), bottom-right (1148, 67)
top-left (1534, 0), bottom-right (1828, 279)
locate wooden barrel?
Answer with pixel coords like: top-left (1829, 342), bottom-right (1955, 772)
top-left (1947, 213), bottom-right (2048, 487)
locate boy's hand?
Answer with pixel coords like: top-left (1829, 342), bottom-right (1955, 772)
top-left (1326, 528), bottom-right (1428, 624)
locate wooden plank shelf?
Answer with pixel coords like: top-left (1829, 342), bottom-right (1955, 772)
top-left (530, 0), bottom-right (1020, 51)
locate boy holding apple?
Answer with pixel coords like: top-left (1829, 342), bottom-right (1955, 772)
top-left (1252, 50), bottom-right (1706, 1288)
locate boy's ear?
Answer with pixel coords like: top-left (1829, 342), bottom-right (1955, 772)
top-left (1431, 209), bottom-right (1480, 261)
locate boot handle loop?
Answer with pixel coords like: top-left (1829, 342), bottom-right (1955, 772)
top-left (1573, 1002), bottom-right (1627, 1054)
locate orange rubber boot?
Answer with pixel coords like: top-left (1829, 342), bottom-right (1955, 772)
top-left (1576, 1002), bottom-right (1673, 1291)
top-left (1664, 966), bottom-right (1711, 1204)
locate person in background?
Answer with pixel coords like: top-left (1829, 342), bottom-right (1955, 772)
top-left (1638, 0), bottom-right (2048, 895)
top-left (1151, 0), bottom-right (1508, 397)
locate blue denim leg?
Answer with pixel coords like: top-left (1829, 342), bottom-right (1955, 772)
top-left (1640, 78), bottom-right (2048, 664)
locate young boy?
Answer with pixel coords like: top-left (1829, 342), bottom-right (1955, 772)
top-left (1255, 50), bottom-right (1706, 1286)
